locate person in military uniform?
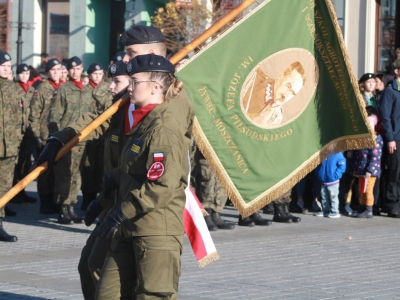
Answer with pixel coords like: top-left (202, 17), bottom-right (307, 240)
top-left (190, 140), bottom-right (235, 231)
top-left (0, 51), bottom-right (24, 242)
top-left (48, 56), bottom-right (96, 225)
top-left (95, 54), bottom-right (189, 300)
top-left (81, 62), bottom-right (107, 210)
top-left (11, 63), bottom-right (37, 204)
top-left (76, 60), bottom-right (129, 300)
top-left (60, 62), bottom-right (68, 84)
top-left (29, 59), bottom-right (62, 214)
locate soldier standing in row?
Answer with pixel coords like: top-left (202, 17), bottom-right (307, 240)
top-left (11, 63), bottom-right (37, 204)
top-left (48, 56), bottom-right (96, 225)
top-left (60, 62), bottom-right (68, 83)
top-left (29, 59), bottom-right (62, 214)
top-left (81, 62), bottom-right (107, 210)
top-left (0, 51), bottom-right (24, 242)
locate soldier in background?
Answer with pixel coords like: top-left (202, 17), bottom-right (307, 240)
top-left (11, 63), bottom-right (37, 204)
top-left (81, 62), bottom-right (107, 210)
top-left (29, 59), bottom-right (62, 214)
top-left (0, 51), bottom-right (24, 242)
top-left (271, 189), bottom-right (301, 223)
top-left (60, 62), bottom-right (68, 84)
top-left (48, 56), bottom-right (96, 225)
top-left (190, 140), bottom-right (235, 231)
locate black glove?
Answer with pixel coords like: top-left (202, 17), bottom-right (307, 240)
top-left (103, 173), bottom-right (118, 197)
top-left (84, 200), bottom-right (103, 227)
top-left (29, 138), bottom-right (63, 172)
top-left (97, 208), bottom-right (127, 239)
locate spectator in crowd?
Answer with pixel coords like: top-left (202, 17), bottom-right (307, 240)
top-left (315, 146), bottom-right (346, 218)
top-left (359, 73), bottom-right (377, 108)
top-left (352, 106), bottom-right (383, 218)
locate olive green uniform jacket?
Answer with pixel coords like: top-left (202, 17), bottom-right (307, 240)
top-left (0, 77), bottom-right (24, 157)
top-left (114, 101), bottom-right (187, 237)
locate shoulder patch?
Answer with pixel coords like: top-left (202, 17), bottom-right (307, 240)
top-left (129, 139), bottom-right (142, 156)
top-left (110, 131), bottom-right (119, 144)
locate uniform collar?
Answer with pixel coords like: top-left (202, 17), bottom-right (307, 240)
top-left (126, 101), bottom-right (169, 136)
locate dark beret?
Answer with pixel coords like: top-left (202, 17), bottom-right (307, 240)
top-left (0, 51), bottom-right (11, 65)
top-left (108, 60), bottom-right (128, 78)
top-left (120, 25), bottom-right (165, 46)
top-left (16, 63), bottom-right (30, 74)
top-left (61, 63), bottom-right (67, 70)
top-left (126, 54), bottom-right (175, 76)
top-left (112, 51), bottom-right (126, 62)
top-left (87, 62), bottom-right (104, 75)
top-left (45, 59), bottom-right (61, 72)
top-left (67, 56), bottom-right (82, 70)
top-left (359, 73), bottom-right (376, 84)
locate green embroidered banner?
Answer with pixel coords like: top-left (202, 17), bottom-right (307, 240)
top-left (178, 0), bottom-right (375, 216)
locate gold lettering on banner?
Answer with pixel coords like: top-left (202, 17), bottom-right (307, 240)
top-left (214, 117), bottom-right (249, 174)
top-left (198, 86), bottom-right (216, 116)
top-left (303, 3), bottom-right (359, 132)
top-left (230, 114), bottom-right (293, 141)
top-left (226, 72), bottom-right (242, 111)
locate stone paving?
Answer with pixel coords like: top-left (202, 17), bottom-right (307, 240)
top-left (1, 181), bottom-right (400, 299)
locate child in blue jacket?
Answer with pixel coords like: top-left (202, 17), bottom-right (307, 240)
top-left (315, 150), bottom-right (347, 218)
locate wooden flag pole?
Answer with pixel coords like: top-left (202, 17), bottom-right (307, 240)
top-left (0, 0), bottom-right (257, 208)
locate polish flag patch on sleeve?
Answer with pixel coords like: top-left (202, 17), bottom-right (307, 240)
top-left (147, 152), bottom-right (165, 180)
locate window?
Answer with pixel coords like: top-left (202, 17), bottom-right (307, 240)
top-left (331, 0), bottom-right (345, 38)
top-left (376, 0), bottom-right (396, 73)
top-left (46, 1), bottom-right (70, 59)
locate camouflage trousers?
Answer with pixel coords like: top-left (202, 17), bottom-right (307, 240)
top-left (13, 130), bottom-right (35, 184)
top-left (193, 157), bottom-right (227, 213)
top-left (81, 139), bottom-right (104, 195)
top-left (0, 156), bottom-right (17, 218)
top-left (54, 143), bottom-right (86, 205)
top-left (273, 189), bottom-right (292, 205)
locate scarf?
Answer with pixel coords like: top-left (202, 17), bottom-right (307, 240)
top-left (71, 79), bottom-right (83, 91)
top-left (48, 79), bottom-right (62, 90)
top-left (18, 81), bottom-right (29, 93)
top-left (125, 103), bottom-right (159, 134)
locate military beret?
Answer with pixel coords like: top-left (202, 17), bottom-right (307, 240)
top-left (16, 63), bottom-right (30, 74)
top-left (359, 73), bottom-right (376, 84)
top-left (45, 59), bottom-right (61, 72)
top-left (67, 56), bottom-right (82, 70)
top-left (61, 62), bottom-right (67, 70)
top-left (393, 59), bottom-right (400, 69)
top-left (0, 51), bottom-right (11, 65)
top-left (120, 25), bottom-right (165, 46)
top-left (112, 51), bottom-right (126, 62)
top-left (108, 60), bottom-right (128, 78)
top-left (126, 54), bottom-right (175, 76)
top-left (87, 62), bottom-right (104, 75)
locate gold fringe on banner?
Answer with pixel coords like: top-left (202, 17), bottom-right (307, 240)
top-left (198, 251), bottom-right (220, 268)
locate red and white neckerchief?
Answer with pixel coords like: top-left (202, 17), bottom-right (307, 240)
top-left (124, 103), bottom-right (135, 134)
top-left (147, 153), bottom-right (165, 180)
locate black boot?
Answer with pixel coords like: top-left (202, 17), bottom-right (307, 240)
top-left (204, 208), bottom-right (218, 231)
top-left (39, 194), bottom-right (54, 214)
top-left (238, 215), bottom-right (255, 227)
top-left (211, 210), bottom-right (235, 230)
top-left (249, 211), bottom-right (272, 226)
top-left (5, 205), bottom-right (17, 217)
top-left (67, 205), bottom-right (83, 224)
top-left (283, 203), bottom-right (301, 223)
top-left (0, 219), bottom-right (17, 242)
top-left (58, 205), bottom-right (74, 225)
top-left (273, 202), bottom-right (292, 223)
top-left (81, 192), bottom-right (97, 211)
top-left (262, 202), bottom-right (275, 214)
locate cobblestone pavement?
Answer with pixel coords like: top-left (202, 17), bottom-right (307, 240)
top-left (1, 182), bottom-right (400, 299)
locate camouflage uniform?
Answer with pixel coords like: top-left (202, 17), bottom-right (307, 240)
top-left (13, 84), bottom-right (35, 186)
top-left (29, 80), bottom-right (58, 197)
top-left (191, 140), bottom-right (227, 212)
top-left (48, 81), bottom-right (96, 206)
top-left (81, 82), bottom-right (111, 203)
top-left (0, 77), bottom-right (24, 217)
